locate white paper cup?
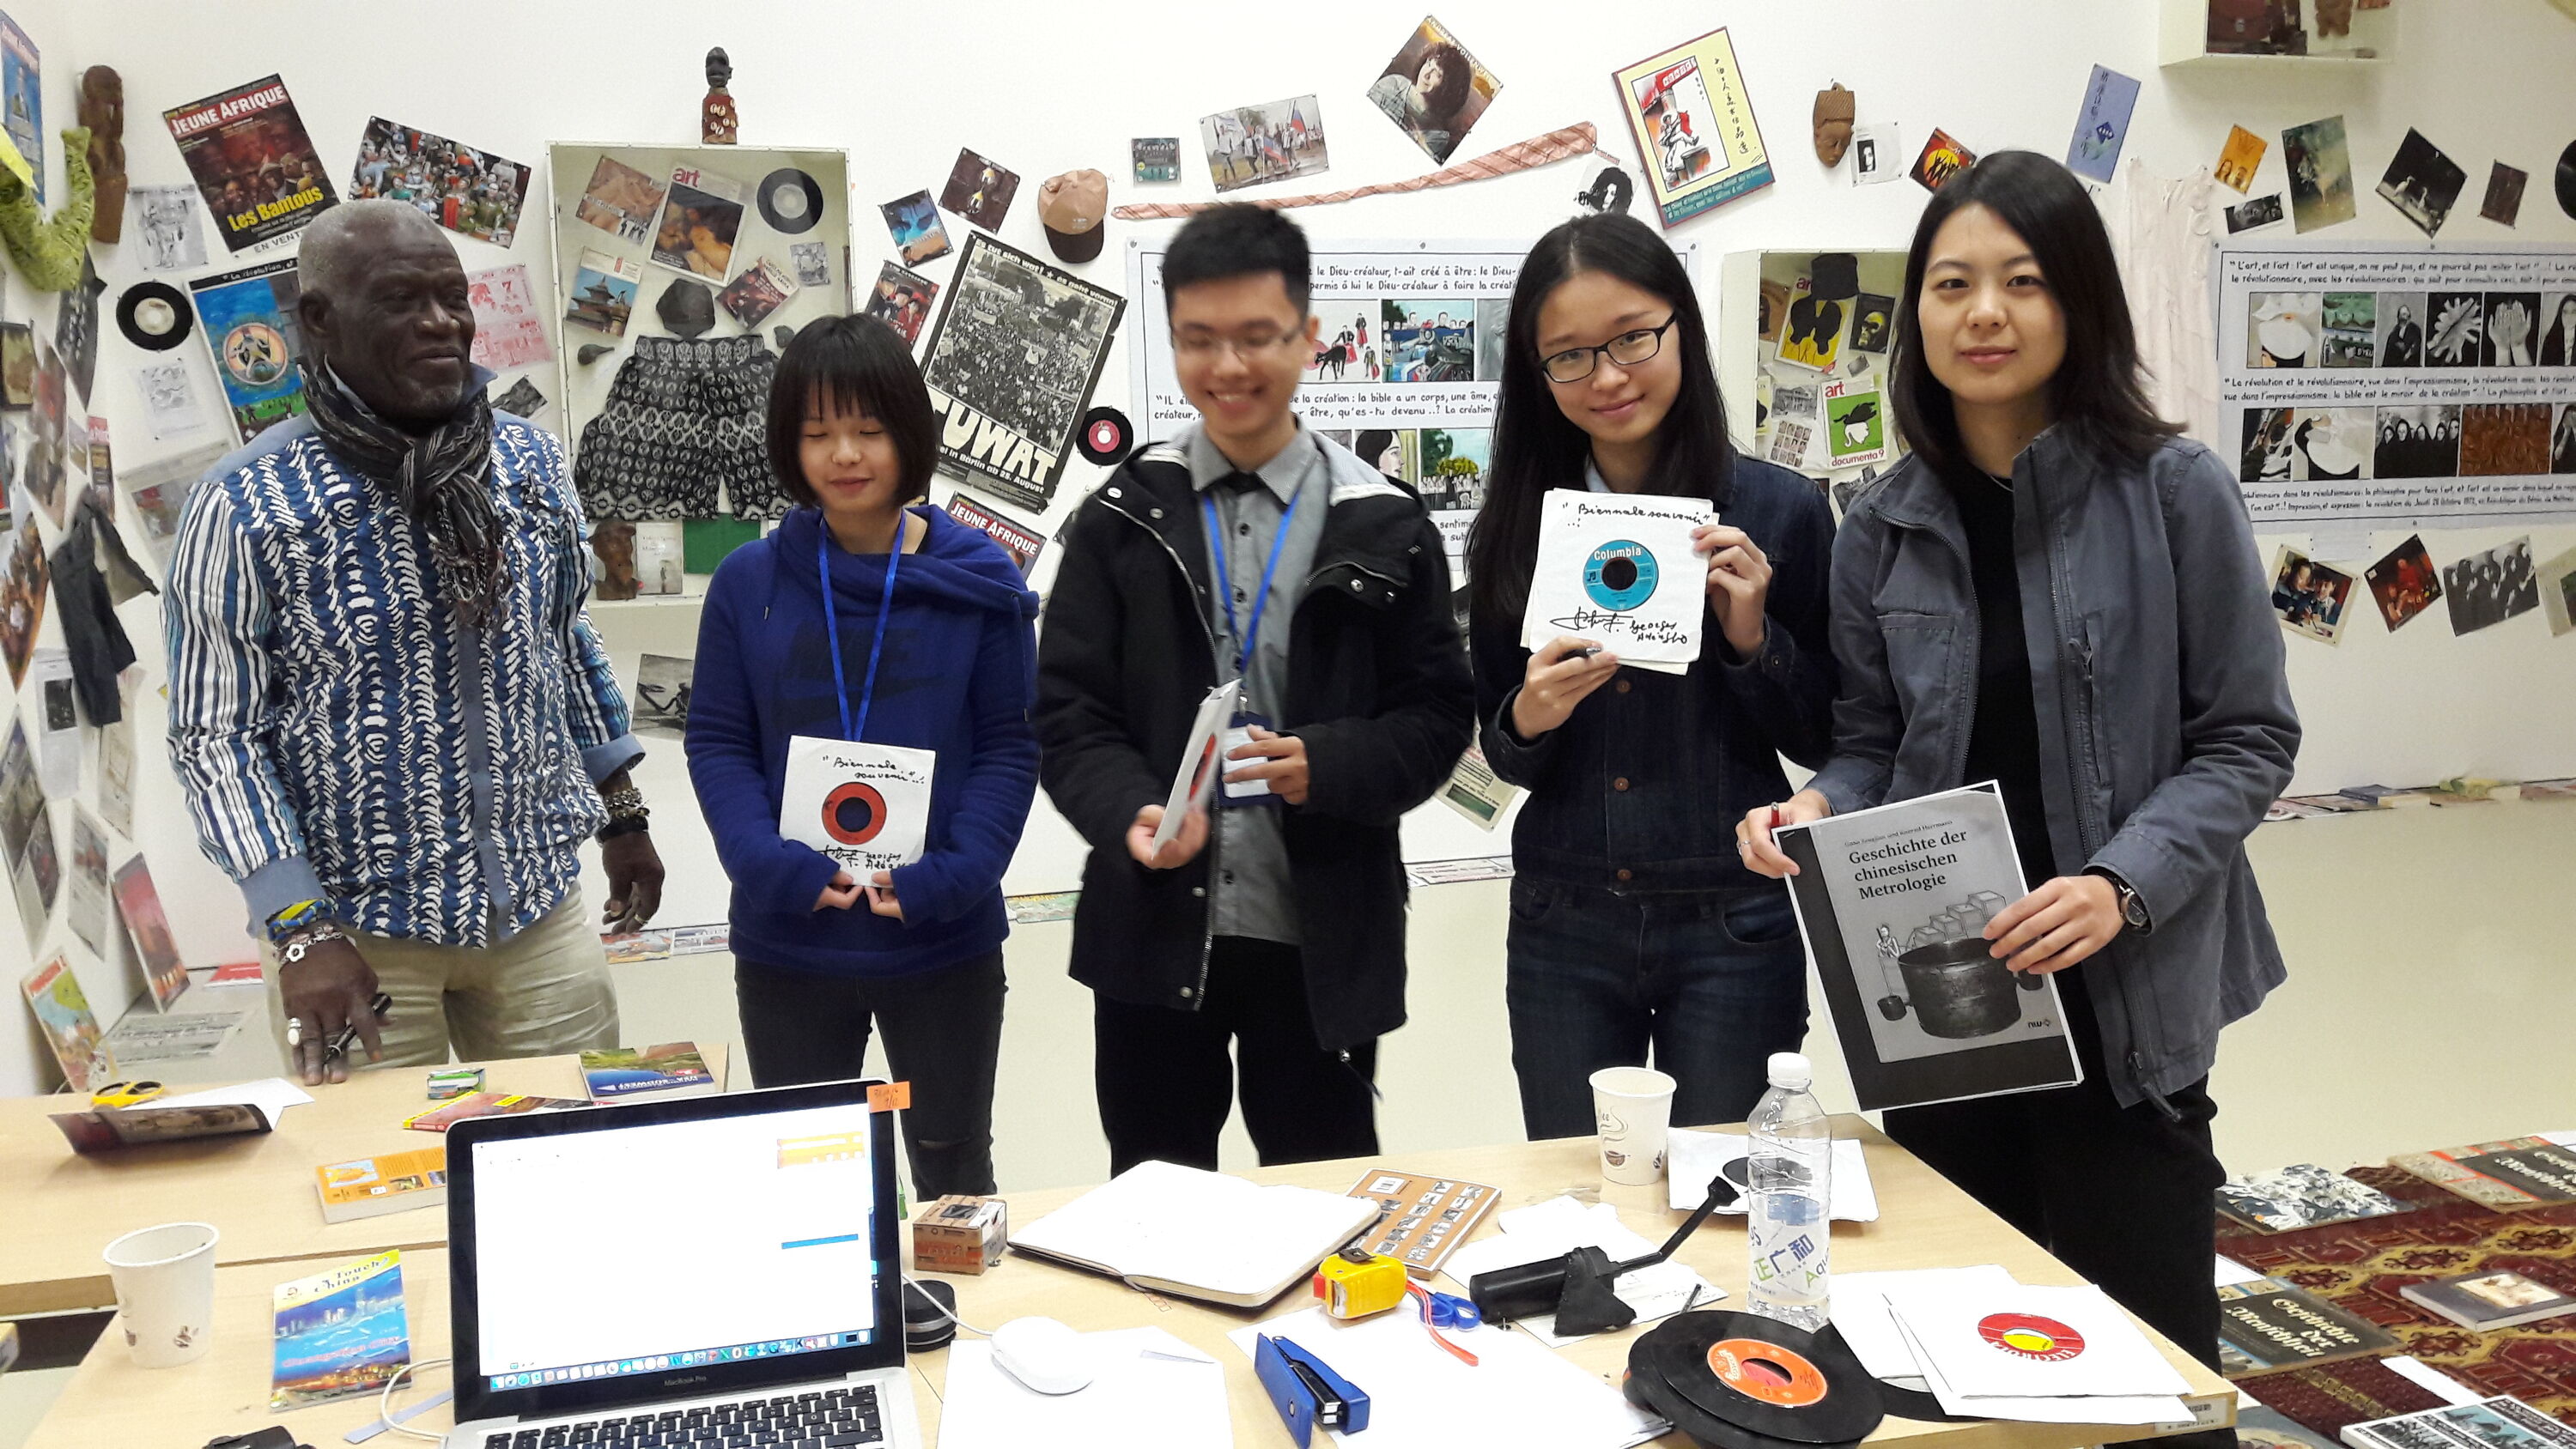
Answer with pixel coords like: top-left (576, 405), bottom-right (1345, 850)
top-left (102, 1222), bottom-right (220, 1367)
top-left (1589, 1066), bottom-right (1677, 1185)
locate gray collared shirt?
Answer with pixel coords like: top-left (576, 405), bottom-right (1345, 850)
top-left (1184, 421), bottom-right (1327, 947)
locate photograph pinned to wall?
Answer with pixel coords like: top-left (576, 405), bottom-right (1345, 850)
top-left (1303, 302), bottom-right (1378, 385)
top-left (82, 415), bottom-right (111, 518)
top-left (1850, 121), bottom-right (1899, 185)
top-left (1776, 275), bottom-right (1848, 373)
top-left (2289, 407), bottom-right (2371, 481)
top-left (21, 955), bottom-right (109, 1092)
top-left (2282, 115), bottom-right (2357, 233)
top-left (631, 655), bottom-right (694, 737)
top-left (714, 257), bottom-right (799, 329)
top-left (880, 190), bottom-right (951, 265)
top-left (2557, 399), bottom-right (2576, 472)
top-left (562, 249), bottom-right (642, 337)
top-left (65, 807), bottom-right (107, 959)
top-left (861, 262), bottom-right (939, 346)
top-left (2460, 403), bottom-right (2551, 476)
top-left (939, 148), bottom-right (1022, 229)
top-left (2239, 406), bottom-right (2294, 484)
top-left (1909, 128), bottom-right (1976, 192)
top-left (2269, 545), bottom-right (2355, 645)
top-left (2537, 542), bottom-right (2576, 637)
top-left (2215, 126), bottom-right (2268, 193)
top-left (348, 117), bottom-right (529, 247)
top-left (2366, 533), bottom-right (2445, 633)
top-left (0, 718), bottom-right (38, 876)
top-left (2377, 290), bottom-right (2428, 368)
top-left (2372, 404), bottom-right (2459, 479)
top-left (2426, 291), bottom-right (2486, 367)
top-left (2375, 128), bottom-right (2467, 239)
top-left (0, 11), bottom-right (37, 202)
top-left (652, 166), bottom-right (746, 281)
top-left (132, 357), bottom-right (208, 440)
top-left (2482, 164), bottom-right (2528, 227)
top-left (2484, 292), bottom-right (2541, 368)
top-left (2442, 537), bottom-right (2541, 635)
top-left (1132, 137), bottom-right (1180, 184)
top-left (465, 264), bottom-right (552, 373)
top-left (1200, 96), bottom-right (1330, 195)
top-left (2225, 194), bottom-right (2287, 235)
top-left (1757, 277), bottom-right (1789, 341)
top-left (1381, 298), bottom-right (1474, 383)
top-left (1772, 382), bottom-right (1820, 418)
top-left (161, 73), bottom-right (337, 253)
top-left (1405, 426), bottom-right (1490, 512)
top-left (573, 155), bottom-right (667, 245)
top-left (27, 341), bottom-right (64, 523)
top-left (787, 240), bottom-right (830, 288)
top-left (1768, 417), bottom-right (1814, 470)
top-left (57, 254), bottom-right (103, 401)
top-left (2247, 291), bottom-right (2321, 368)
top-left (1612, 27), bottom-right (1773, 225)
top-left (1825, 377), bottom-right (1888, 468)
top-left (2063, 65), bottom-right (2139, 185)
top-left (1369, 15), bottom-right (1502, 166)
top-left (942, 492), bottom-right (1045, 575)
top-left (2321, 293), bottom-right (2375, 367)
top-left (916, 233), bottom-right (1126, 513)
top-left (1, 321), bottom-right (30, 405)
top-left (187, 257), bottom-right (307, 443)
top-left (1849, 293), bottom-right (1894, 354)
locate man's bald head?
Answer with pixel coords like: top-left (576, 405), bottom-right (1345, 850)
top-left (296, 200), bottom-right (477, 430)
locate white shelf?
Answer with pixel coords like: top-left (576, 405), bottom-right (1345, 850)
top-left (2159, 0), bottom-right (2395, 68)
top-left (591, 573), bottom-right (711, 611)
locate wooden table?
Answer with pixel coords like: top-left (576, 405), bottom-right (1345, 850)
top-left (26, 1117), bottom-right (2232, 1449)
top-left (0, 1047), bottom-right (726, 1316)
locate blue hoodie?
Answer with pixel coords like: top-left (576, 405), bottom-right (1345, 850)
top-left (686, 505), bottom-right (1041, 976)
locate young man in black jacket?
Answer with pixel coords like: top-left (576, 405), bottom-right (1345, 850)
top-left (1036, 206), bottom-right (1475, 1173)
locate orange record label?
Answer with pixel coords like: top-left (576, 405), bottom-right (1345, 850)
top-left (1978, 1313), bottom-right (2087, 1361)
top-left (823, 781), bottom-right (891, 845)
top-left (1706, 1338), bottom-right (1830, 1407)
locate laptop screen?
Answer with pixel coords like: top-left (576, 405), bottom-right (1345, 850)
top-left (465, 1100), bottom-right (884, 1394)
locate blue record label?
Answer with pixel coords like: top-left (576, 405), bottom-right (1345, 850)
top-left (1583, 540), bottom-right (1658, 611)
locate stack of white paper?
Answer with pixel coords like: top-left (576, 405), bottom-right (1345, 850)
top-left (1665, 1130), bottom-right (1880, 1221)
top-left (1437, 1195), bottom-right (1718, 1347)
top-left (1880, 1280), bottom-right (2194, 1424)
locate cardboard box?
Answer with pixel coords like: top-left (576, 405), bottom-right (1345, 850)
top-left (911, 1195), bottom-right (1006, 1275)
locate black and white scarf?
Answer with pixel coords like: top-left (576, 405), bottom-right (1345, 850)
top-left (301, 361), bottom-right (504, 626)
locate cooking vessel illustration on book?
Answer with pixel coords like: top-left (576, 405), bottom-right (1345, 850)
top-left (1873, 893), bottom-right (2044, 1038)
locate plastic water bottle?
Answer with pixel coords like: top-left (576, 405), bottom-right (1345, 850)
top-left (1747, 1052), bottom-right (1832, 1331)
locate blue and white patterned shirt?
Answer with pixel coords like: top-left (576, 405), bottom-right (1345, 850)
top-left (164, 403), bottom-right (641, 948)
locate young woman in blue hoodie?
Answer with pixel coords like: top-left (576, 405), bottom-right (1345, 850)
top-left (687, 315), bottom-right (1041, 1197)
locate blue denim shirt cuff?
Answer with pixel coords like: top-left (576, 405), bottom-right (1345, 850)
top-left (1716, 619), bottom-right (1791, 680)
top-left (240, 856), bottom-right (332, 937)
top-left (583, 732), bottom-right (646, 785)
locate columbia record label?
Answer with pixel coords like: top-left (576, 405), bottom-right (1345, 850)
top-left (1583, 538), bottom-right (1658, 610)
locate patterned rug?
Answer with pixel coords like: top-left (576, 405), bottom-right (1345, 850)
top-left (2219, 1166), bottom-right (2576, 1435)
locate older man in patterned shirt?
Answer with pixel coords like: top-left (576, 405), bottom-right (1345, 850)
top-left (166, 200), bottom-right (663, 1085)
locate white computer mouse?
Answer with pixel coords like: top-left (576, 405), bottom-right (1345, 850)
top-left (988, 1315), bottom-right (1094, 1395)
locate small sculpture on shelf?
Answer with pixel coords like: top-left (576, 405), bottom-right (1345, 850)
top-left (702, 49), bottom-right (738, 145)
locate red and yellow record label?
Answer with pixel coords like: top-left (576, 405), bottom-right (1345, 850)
top-left (822, 780), bottom-right (890, 846)
top-left (1978, 1313), bottom-right (2087, 1361)
top-left (1706, 1338), bottom-right (1830, 1407)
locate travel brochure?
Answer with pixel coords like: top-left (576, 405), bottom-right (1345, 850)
top-left (270, 1250), bottom-right (410, 1410)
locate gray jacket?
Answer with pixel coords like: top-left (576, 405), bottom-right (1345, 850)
top-left (1809, 431), bottom-right (2300, 1110)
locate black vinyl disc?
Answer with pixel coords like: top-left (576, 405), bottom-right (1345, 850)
top-left (756, 167), bottom-right (824, 234)
top-left (1628, 1327), bottom-right (1864, 1449)
top-left (1632, 1311), bottom-right (1885, 1446)
top-left (1077, 405), bottom-right (1133, 465)
top-left (1874, 1378), bottom-right (1979, 1426)
top-left (2557, 140), bottom-right (2576, 221)
top-left (115, 281), bottom-right (195, 352)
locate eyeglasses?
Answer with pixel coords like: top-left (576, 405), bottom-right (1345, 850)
top-left (1540, 315), bottom-right (1679, 384)
top-left (1172, 327), bottom-right (1308, 361)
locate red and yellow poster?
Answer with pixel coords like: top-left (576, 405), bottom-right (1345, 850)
top-left (162, 74), bottom-right (337, 253)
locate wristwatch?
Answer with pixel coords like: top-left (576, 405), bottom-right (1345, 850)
top-left (2091, 869), bottom-right (2151, 933)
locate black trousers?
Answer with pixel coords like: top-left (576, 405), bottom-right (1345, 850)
top-left (1092, 936), bottom-right (1379, 1175)
top-left (1884, 966), bottom-right (2234, 1449)
top-left (735, 952), bottom-right (1005, 1199)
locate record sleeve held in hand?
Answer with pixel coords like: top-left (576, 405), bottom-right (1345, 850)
top-left (1771, 785), bottom-right (2080, 1112)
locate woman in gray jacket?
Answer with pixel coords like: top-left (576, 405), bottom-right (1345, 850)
top-left (1741, 152), bottom-right (2299, 1426)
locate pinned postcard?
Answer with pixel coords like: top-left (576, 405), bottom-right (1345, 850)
top-left (1154, 681), bottom-right (1240, 852)
top-left (781, 738), bottom-right (935, 877)
top-left (2215, 126), bottom-right (2268, 193)
top-left (1826, 377), bottom-right (1890, 468)
top-left (1851, 122), bottom-right (1900, 186)
top-left (1612, 27), bottom-right (1774, 226)
top-left (1519, 491), bottom-right (1712, 670)
top-left (2063, 66), bottom-right (2139, 184)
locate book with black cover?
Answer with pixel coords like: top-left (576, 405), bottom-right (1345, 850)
top-left (2389, 1138), bottom-right (2576, 1212)
top-left (2217, 1276), bottom-right (2402, 1377)
top-left (2401, 1270), bottom-right (2576, 1331)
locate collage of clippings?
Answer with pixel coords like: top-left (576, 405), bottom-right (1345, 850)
top-left (1751, 253), bottom-right (1901, 491)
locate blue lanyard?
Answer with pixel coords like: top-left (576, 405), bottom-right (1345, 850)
top-left (1203, 482), bottom-right (1303, 678)
top-left (817, 512), bottom-right (903, 743)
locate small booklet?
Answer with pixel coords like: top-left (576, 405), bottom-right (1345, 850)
top-left (2216, 1163), bottom-right (2415, 1232)
top-left (2345, 1397), bottom-right (2576, 1449)
top-left (315, 1147), bottom-right (448, 1224)
top-left (2401, 1270), bottom-right (2576, 1331)
top-left (1008, 1159), bottom-right (1380, 1308)
top-left (1152, 680), bottom-right (1239, 852)
top-left (50, 1100), bottom-right (273, 1153)
top-left (1518, 490), bottom-right (1714, 676)
top-left (2388, 1137), bottom-right (2576, 1212)
top-left (580, 1041), bottom-right (720, 1103)
top-left (270, 1250), bottom-right (410, 1411)
top-left (1343, 1167), bottom-right (1498, 1276)
top-left (402, 1091), bottom-right (586, 1134)
top-left (2215, 1276), bottom-right (2402, 1376)
top-left (1773, 783), bottom-right (2079, 1112)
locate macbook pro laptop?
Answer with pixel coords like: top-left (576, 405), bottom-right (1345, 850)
top-left (443, 1077), bottom-right (920, 1449)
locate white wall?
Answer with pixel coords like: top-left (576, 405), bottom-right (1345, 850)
top-left (9, 0), bottom-right (2574, 1096)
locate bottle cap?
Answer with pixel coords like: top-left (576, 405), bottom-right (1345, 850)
top-left (1767, 1052), bottom-right (1813, 1089)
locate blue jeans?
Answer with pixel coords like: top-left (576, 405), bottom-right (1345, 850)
top-left (1505, 877), bottom-right (1809, 1141)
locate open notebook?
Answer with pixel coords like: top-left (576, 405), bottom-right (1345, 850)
top-left (1008, 1160), bottom-right (1383, 1308)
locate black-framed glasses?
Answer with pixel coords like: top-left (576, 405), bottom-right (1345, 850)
top-left (1540, 315), bottom-right (1679, 383)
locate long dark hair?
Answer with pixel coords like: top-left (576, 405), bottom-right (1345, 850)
top-left (766, 314), bottom-right (939, 507)
top-left (1889, 150), bottom-right (2178, 479)
top-left (1467, 211), bottom-right (1732, 624)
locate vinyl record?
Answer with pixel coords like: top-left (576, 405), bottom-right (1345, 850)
top-left (1077, 405), bottom-right (1133, 465)
top-left (1583, 538), bottom-right (1658, 611)
top-left (756, 167), bottom-right (824, 234)
top-left (1632, 1311), bottom-right (1885, 1446)
top-left (1872, 1378), bottom-right (1978, 1426)
top-left (2557, 140), bottom-right (2576, 221)
top-left (1627, 1326), bottom-right (1868, 1449)
top-left (115, 281), bottom-right (194, 352)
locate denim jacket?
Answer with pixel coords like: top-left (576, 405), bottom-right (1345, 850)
top-left (1809, 433), bottom-right (2301, 1108)
top-left (1470, 455), bottom-right (1839, 894)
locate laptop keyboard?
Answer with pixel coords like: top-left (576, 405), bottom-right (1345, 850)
top-left (483, 1385), bottom-right (884, 1449)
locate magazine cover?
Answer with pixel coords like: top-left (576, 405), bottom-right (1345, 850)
top-left (563, 249), bottom-right (642, 337)
top-left (579, 1041), bottom-right (716, 1100)
top-left (879, 190), bottom-right (951, 266)
top-left (21, 954), bottom-right (110, 1092)
top-left (573, 154), bottom-right (666, 245)
top-left (1773, 783), bottom-right (2080, 1112)
top-left (0, 12), bottom-right (39, 198)
top-left (863, 262), bottom-right (939, 346)
top-left (715, 257), bottom-right (798, 328)
top-left (942, 493), bottom-right (1043, 574)
top-left (113, 854), bottom-right (190, 1013)
top-left (188, 258), bottom-right (307, 441)
top-left (1368, 15), bottom-right (1503, 166)
top-left (916, 233), bottom-right (1126, 512)
top-left (161, 74), bottom-right (337, 252)
top-left (651, 165), bottom-right (746, 280)
top-left (1612, 27), bottom-right (1773, 227)
top-left (348, 116), bottom-right (529, 246)
top-left (270, 1250), bottom-right (410, 1411)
